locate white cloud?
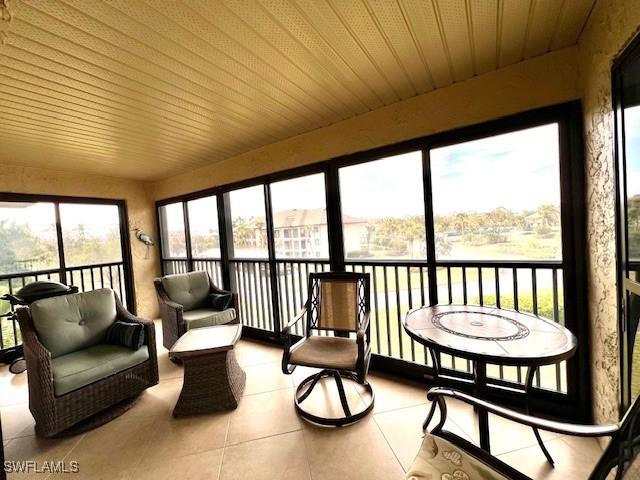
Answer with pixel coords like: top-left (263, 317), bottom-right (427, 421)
top-left (271, 173), bottom-right (326, 211)
top-left (430, 123), bottom-right (561, 215)
top-left (339, 151), bottom-right (425, 218)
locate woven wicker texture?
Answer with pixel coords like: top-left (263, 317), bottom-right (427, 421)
top-left (154, 272), bottom-right (239, 350)
top-left (16, 293), bottom-right (159, 438)
top-left (173, 350), bottom-right (246, 417)
top-left (318, 279), bottom-right (358, 332)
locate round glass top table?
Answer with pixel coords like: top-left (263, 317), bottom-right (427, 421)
top-left (403, 304), bottom-right (577, 464)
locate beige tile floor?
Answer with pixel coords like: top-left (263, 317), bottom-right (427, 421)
top-left (1, 322), bottom-right (603, 479)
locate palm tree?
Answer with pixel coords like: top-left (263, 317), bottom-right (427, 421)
top-left (454, 213), bottom-right (470, 235)
top-left (536, 204), bottom-right (560, 228)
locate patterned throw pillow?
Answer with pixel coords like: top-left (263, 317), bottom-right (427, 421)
top-left (105, 321), bottom-right (145, 350)
top-left (208, 293), bottom-right (233, 311)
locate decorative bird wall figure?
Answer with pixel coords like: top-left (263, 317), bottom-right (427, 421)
top-left (132, 228), bottom-right (154, 259)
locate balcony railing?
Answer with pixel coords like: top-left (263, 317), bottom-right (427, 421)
top-left (0, 261), bottom-right (128, 351)
top-left (162, 258), bottom-right (189, 275)
top-left (276, 259), bottom-right (330, 337)
top-left (346, 260), bottom-right (565, 392)
top-left (159, 255), bottom-right (568, 394)
top-left (231, 259), bottom-right (274, 332)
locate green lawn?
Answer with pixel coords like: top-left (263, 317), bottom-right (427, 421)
top-left (446, 229), bottom-right (562, 261)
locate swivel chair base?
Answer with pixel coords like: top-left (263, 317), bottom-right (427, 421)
top-left (294, 369), bottom-right (374, 427)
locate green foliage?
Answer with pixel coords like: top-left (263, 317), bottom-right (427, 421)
top-left (433, 205), bottom-right (560, 237)
top-left (0, 219), bottom-right (122, 273)
top-left (374, 215), bottom-right (425, 255)
top-left (191, 233), bottom-right (220, 254)
top-left (62, 225), bottom-right (122, 265)
top-left (535, 224), bottom-right (553, 237)
top-left (0, 220), bottom-right (58, 273)
top-left (434, 235), bottom-right (452, 257)
top-left (232, 217), bottom-right (267, 248)
top-left (470, 289), bottom-right (563, 323)
top-left (628, 194), bottom-right (640, 259)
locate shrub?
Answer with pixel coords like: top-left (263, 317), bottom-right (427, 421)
top-left (470, 289), bottom-right (563, 323)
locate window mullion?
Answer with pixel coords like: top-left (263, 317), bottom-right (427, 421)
top-left (264, 183), bottom-right (282, 334)
top-left (54, 202), bottom-right (67, 285)
top-left (325, 165), bottom-right (345, 271)
top-left (422, 149), bottom-right (438, 306)
top-left (182, 201), bottom-right (194, 272)
top-left (217, 194), bottom-right (235, 292)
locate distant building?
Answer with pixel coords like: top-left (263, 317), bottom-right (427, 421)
top-left (272, 208), bottom-right (366, 258)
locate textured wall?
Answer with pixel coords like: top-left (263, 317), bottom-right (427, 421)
top-left (152, 46), bottom-right (580, 200)
top-left (578, 0), bottom-right (640, 425)
top-left (0, 163), bottom-right (160, 318)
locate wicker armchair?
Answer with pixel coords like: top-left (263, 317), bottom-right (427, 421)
top-left (16, 289), bottom-right (159, 438)
top-left (154, 271), bottom-right (239, 350)
top-left (282, 271), bottom-right (374, 426)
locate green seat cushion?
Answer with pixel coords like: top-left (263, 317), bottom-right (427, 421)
top-left (406, 434), bottom-right (508, 480)
top-left (51, 344), bottom-right (149, 396)
top-left (161, 271), bottom-right (210, 311)
top-left (30, 288), bottom-right (117, 358)
top-left (183, 308), bottom-right (236, 330)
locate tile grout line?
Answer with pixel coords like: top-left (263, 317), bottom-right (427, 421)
top-left (216, 414), bottom-right (232, 480)
top-left (299, 422), bottom-right (316, 480)
top-left (495, 435), bottom-right (566, 461)
top-left (372, 413), bottom-right (411, 473)
top-left (225, 425), bottom-right (303, 449)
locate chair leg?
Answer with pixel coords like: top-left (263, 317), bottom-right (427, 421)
top-left (332, 370), bottom-right (352, 417)
top-left (293, 370), bottom-right (374, 427)
top-left (298, 369), bottom-right (329, 404)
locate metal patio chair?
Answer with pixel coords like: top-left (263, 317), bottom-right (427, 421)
top-left (281, 271), bottom-right (374, 426)
top-left (405, 387), bottom-right (640, 479)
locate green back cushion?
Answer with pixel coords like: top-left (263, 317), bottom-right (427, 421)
top-left (30, 288), bottom-right (117, 358)
top-left (161, 271), bottom-right (210, 311)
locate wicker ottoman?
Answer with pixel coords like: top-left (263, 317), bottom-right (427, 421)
top-left (170, 324), bottom-right (245, 417)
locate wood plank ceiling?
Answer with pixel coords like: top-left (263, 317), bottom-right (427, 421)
top-left (0, 0), bottom-right (595, 180)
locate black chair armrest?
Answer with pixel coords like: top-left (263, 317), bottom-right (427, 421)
top-left (427, 387), bottom-right (619, 438)
top-left (281, 308), bottom-right (307, 375)
top-left (357, 311), bottom-right (371, 344)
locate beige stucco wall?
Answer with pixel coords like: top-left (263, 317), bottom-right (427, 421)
top-left (578, 0), bottom-right (640, 425)
top-left (0, 163), bottom-right (160, 318)
top-left (151, 46), bottom-right (580, 200)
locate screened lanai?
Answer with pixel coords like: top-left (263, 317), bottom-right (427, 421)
top-left (0, 1), bottom-right (639, 479)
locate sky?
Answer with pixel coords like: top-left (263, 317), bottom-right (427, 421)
top-left (164, 123), bottom-right (566, 232)
top-left (430, 123), bottom-right (561, 215)
top-left (187, 196), bottom-right (218, 236)
top-left (339, 151), bottom-right (425, 218)
top-left (228, 185), bottom-right (267, 221)
top-left (625, 105), bottom-right (640, 197)
top-left (0, 202), bottom-right (120, 238)
top-left (223, 125), bottom-right (564, 221)
top-left (271, 173), bottom-right (326, 212)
